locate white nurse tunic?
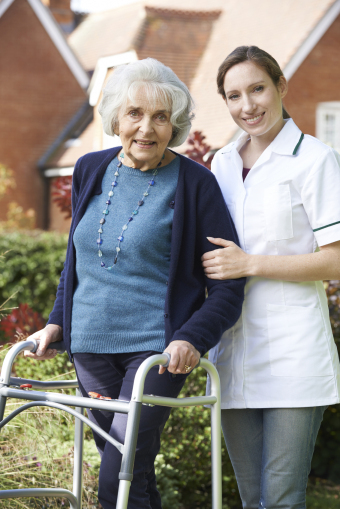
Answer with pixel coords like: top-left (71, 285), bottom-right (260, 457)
top-left (208, 118), bottom-right (340, 409)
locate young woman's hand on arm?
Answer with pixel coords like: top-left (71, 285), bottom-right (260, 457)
top-left (202, 238), bottom-right (340, 281)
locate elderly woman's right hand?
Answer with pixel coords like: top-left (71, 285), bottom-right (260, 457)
top-left (24, 324), bottom-right (63, 360)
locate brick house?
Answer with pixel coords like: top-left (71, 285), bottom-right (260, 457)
top-left (2, 0), bottom-right (340, 231)
top-left (0, 0), bottom-right (89, 229)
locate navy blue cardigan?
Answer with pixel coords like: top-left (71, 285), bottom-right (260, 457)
top-left (48, 147), bottom-right (245, 360)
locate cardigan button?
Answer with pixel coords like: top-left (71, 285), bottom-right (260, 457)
top-left (164, 313), bottom-right (168, 318)
top-left (165, 281), bottom-right (168, 285)
top-left (169, 200), bottom-right (175, 209)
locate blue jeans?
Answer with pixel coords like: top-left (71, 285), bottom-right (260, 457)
top-left (74, 351), bottom-right (187, 509)
top-left (221, 407), bottom-right (327, 509)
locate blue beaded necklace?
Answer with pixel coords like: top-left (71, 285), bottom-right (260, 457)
top-left (97, 152), bottom-right (164, 270)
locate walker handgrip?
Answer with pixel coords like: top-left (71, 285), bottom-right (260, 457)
top-left (162, 352), bottom-right (171, 368)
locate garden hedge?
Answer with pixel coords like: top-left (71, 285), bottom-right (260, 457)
top-left (0, 230), bottom-right (68, 326)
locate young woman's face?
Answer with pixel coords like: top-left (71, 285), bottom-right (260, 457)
top-left (223, 61), bottom-right (288, 138)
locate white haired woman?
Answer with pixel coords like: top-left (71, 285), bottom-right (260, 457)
top-left (26, 58), bottom-right (245, 509)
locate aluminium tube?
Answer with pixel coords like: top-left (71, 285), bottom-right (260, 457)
top-left (0, 488), bottom-right (78, 509)
top-left (116, 353), bottom-right (170, 509)
top-left (200, 358), bottom-right (222, 509)
top-left (0, 401), bottom-right (125, 454)
top-left (72, 389), bottom-right (84, 509)
top-left (0, 339), bottom-right (37, 421)
top-left (0, 386), bottom-right (130, 414)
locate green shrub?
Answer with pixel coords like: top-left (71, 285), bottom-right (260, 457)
top-left (0, 230), bottom-right (68, 326)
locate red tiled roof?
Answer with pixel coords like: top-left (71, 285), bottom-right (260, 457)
top-left (68, 2), bottom-right (143, 72)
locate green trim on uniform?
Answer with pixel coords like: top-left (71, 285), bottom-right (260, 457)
top-left (313, 221), bottom-right (340, 232)
top-left (292, 133), bottom-right (304, 155)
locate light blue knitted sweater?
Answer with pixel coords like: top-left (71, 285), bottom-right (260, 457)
top-left (70, 155), bottom-right (179, 354)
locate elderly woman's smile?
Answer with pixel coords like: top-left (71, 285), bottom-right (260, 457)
top-left (117, 94), bottom-right (174, 172)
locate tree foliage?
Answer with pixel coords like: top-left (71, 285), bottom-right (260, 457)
top-left (185, 131), bottom-right (214, 170)
top-left (51, 176), bottom-right (72, 219)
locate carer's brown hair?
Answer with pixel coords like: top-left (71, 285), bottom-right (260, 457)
top-left (217, 45), bottom-right (290, 119)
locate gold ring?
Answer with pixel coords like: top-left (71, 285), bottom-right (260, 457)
top-left (184, 365), bottom-right (191, 373)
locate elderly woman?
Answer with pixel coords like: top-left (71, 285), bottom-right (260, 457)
top-left (26, 58), bottom-right (245, 509)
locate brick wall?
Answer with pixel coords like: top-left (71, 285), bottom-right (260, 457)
top-left (0, 0), bottom-right (86, 228)
top-left (284, 14), bottom-right (340, 136)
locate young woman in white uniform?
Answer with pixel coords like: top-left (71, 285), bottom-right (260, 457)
top-left (202, 46), bottom-right (340, 509)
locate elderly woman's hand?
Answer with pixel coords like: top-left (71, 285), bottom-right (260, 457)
top-left (159, 340), bottom-right (200, 375)
top-left (24, 324), bottom-right (63, 360)
top-left (201, 237), bottom-right (252, 279)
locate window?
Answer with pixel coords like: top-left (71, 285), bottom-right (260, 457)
top-left (316, 102), bottom-right (340, 151)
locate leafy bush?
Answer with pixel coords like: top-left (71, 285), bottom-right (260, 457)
top-left (311, 281), bottom-right (340, 481)
top-left (0, 231), bottom-right (68, 330)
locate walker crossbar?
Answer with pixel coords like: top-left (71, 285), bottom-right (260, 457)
top-left (0, 488), bottom-right (78, 507)
top-left (0, 400), bottom-right (125, 454)
top-left (0, 340), bottom-right (222, 509)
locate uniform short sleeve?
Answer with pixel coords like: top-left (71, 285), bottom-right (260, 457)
top-left (301, 148), bottom-right (340, 246)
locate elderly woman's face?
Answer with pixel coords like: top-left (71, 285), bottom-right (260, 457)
top-left (117, 90), bottom-right (173, 171)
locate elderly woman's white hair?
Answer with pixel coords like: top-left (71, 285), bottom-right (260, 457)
top-left (98, 58), bottom-right (195, 148)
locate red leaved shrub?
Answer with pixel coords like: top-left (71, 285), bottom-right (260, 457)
top-left (0, 303), bottom-right (46, 342)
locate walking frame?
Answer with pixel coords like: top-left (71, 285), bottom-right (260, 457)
top-left (0, 339), bottom-right (222, 509)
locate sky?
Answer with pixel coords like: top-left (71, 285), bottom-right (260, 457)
top-left (71, 0), bottom-right (140, 12)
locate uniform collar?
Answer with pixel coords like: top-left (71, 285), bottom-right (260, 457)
top-left (223, 118), bottom-right (304, 157)
top-left (269, 119), bottom-right (304, 156)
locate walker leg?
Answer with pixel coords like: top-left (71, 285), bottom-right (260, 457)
top-left (116, 401), bottom-right (142, 509)
top-left (116, 480), bottom-right (131, 509)
top-left (72, 389), bottom-right (84, 509)
top-left (211, 402), bottom-right (222, 509)
top-left (0, 394), bottom-right (7, 423)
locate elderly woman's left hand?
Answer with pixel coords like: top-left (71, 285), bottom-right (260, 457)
top-left (201, 237), bottom-right (251, 280)
top-left (159, 340), bottom-right (200, 375)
